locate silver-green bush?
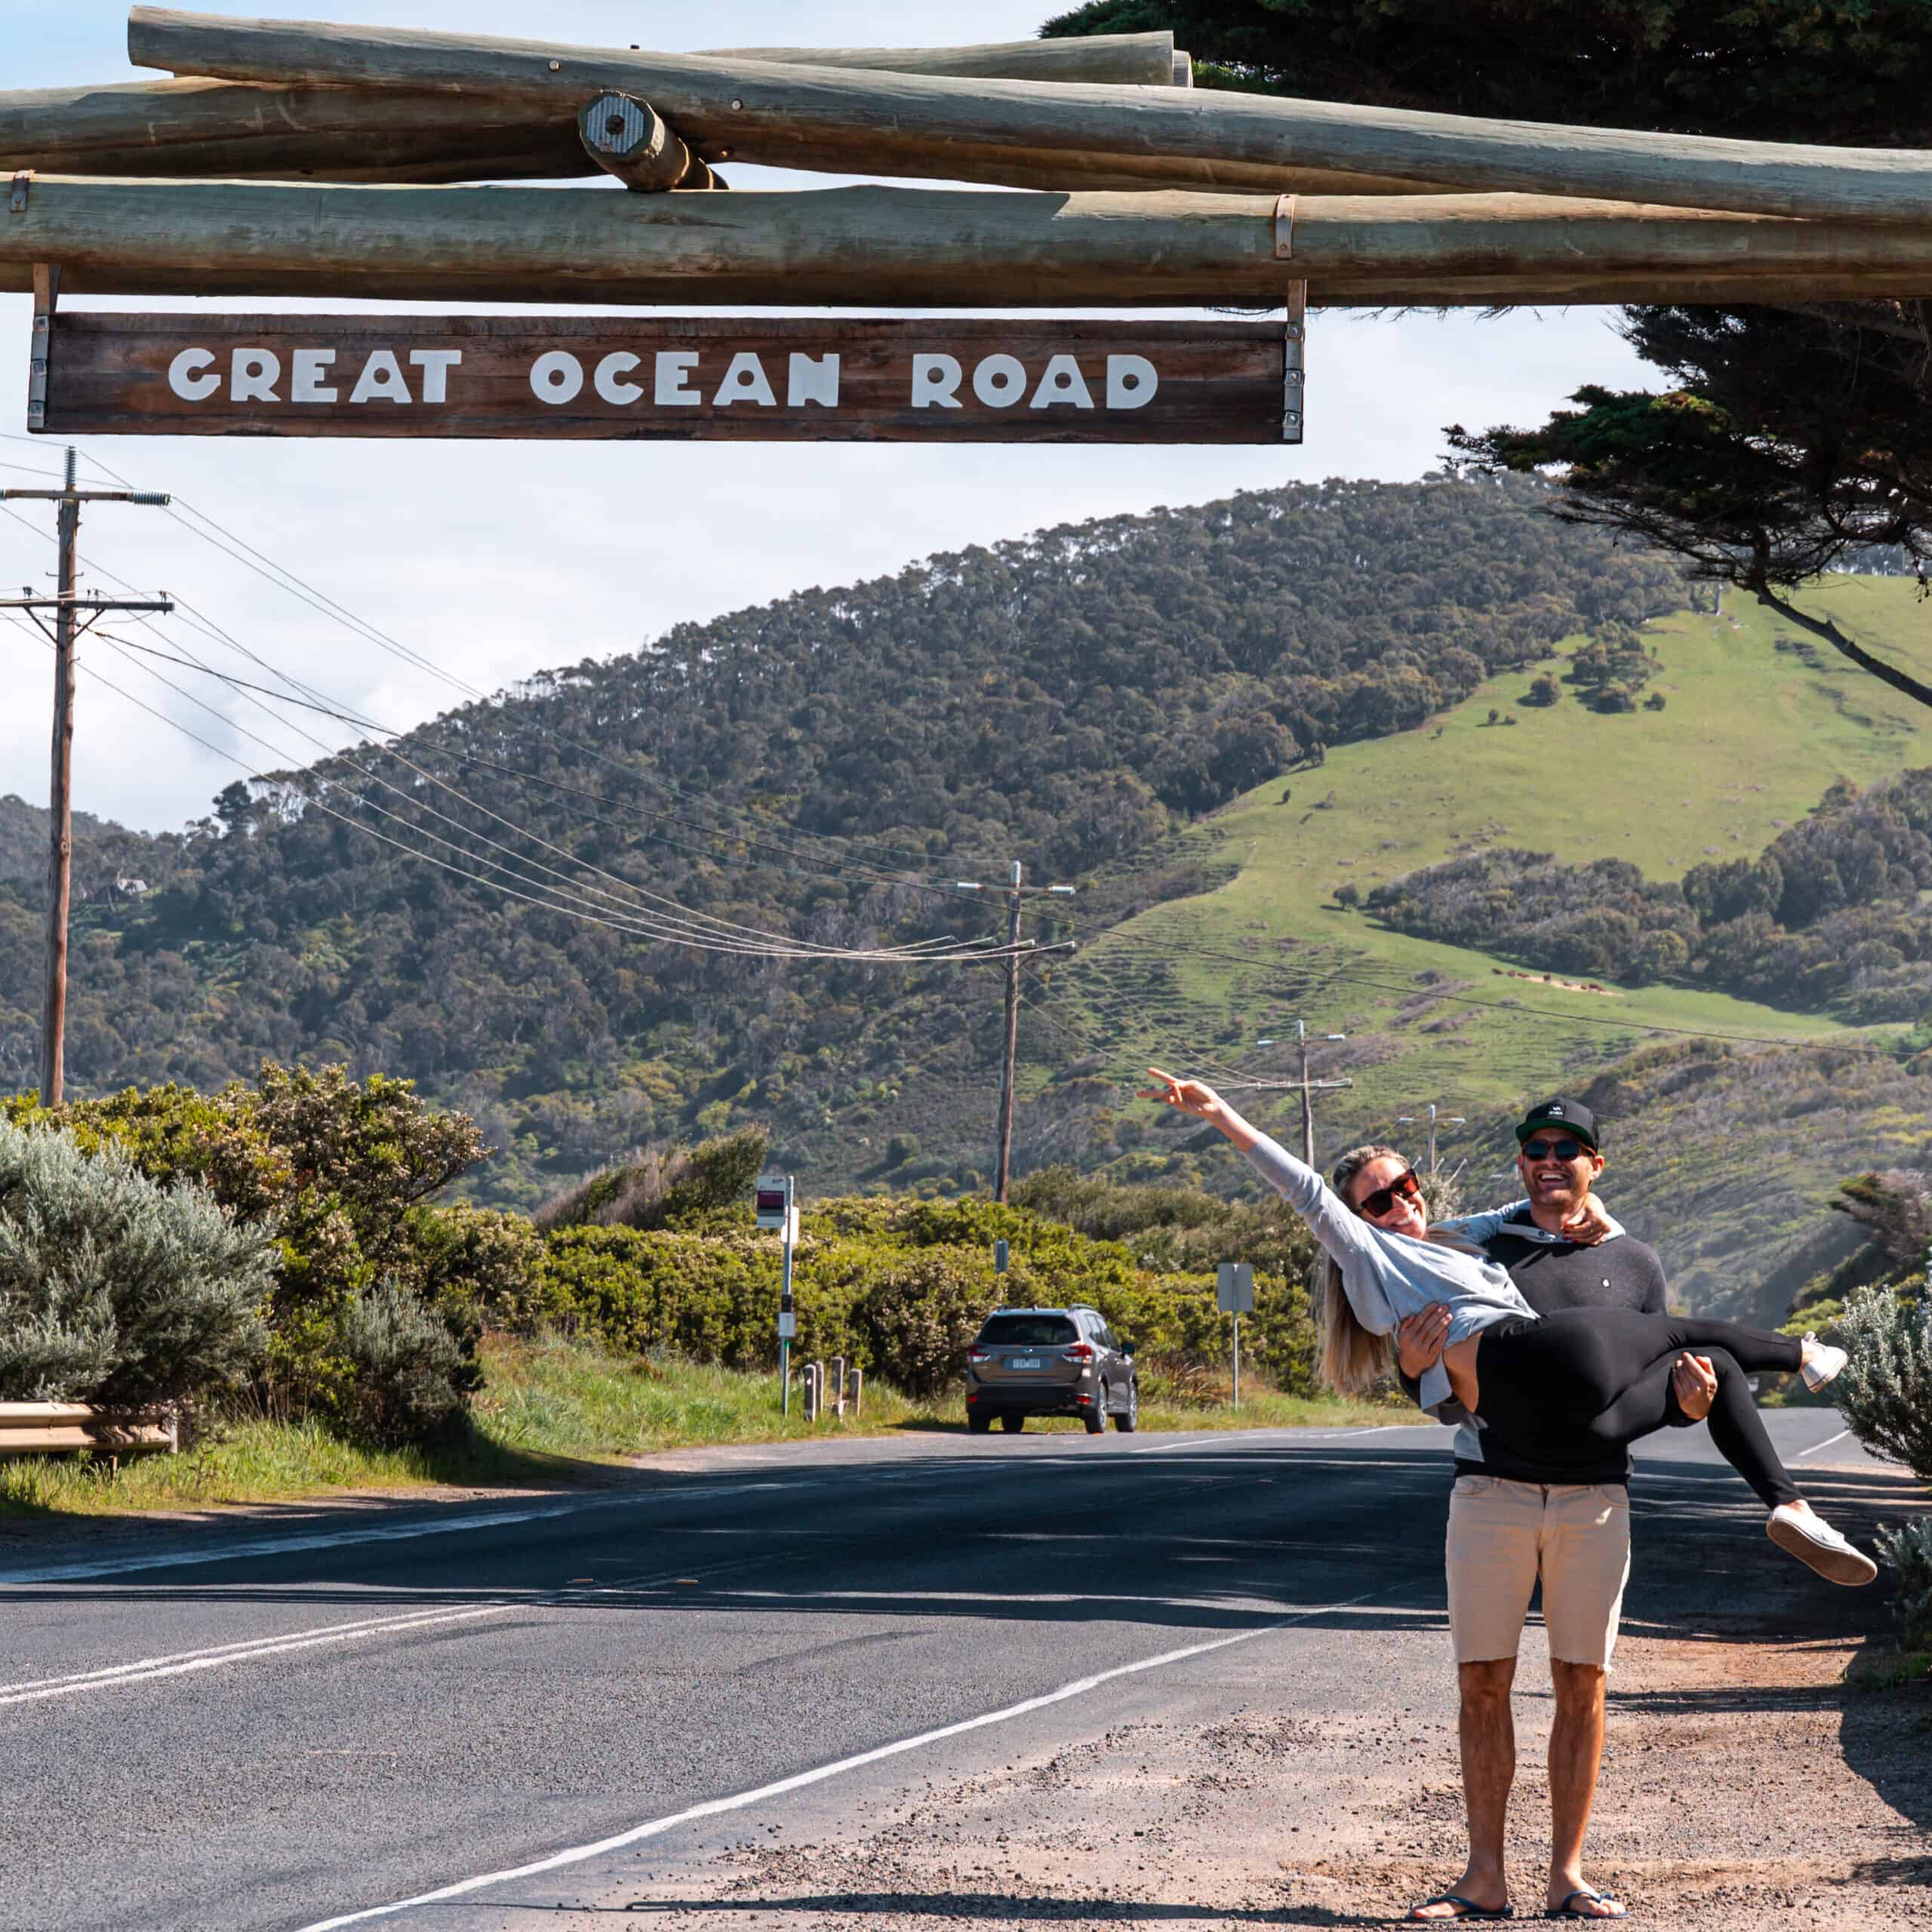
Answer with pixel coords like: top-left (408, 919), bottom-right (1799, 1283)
top-left (0, 1119), bottom-right (272, 1407)
top-left (1832, 1284), bottom-right (1932, 1481)
top-left (1875, 1518), bottom-right (1932, 1653)
top-left (337, 1279), bottom-right (471, 1445)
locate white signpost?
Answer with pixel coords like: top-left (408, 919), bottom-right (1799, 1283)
top-left (1217, 1262), bottom-right (1254, 1411)
top-left (756, 1171), bottom-right (798, 1413)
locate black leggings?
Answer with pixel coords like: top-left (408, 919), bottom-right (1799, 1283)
top-left (1473, 1308), bottom-right (1805, 1508)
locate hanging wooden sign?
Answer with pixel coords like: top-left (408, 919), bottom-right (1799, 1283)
top-left (32, 310), bottom-right (1301, 444)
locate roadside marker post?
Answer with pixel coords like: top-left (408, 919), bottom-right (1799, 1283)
top-left (1217, 1263), bottom-right (1254, 1411)
top-left (756, 1171), bottom-right (796, 1414)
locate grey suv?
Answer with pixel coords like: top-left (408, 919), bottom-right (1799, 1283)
top-left (964, 1306), bottom-right (1138, 1435)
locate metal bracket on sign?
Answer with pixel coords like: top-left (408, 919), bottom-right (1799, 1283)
top-left (8, 171), bottom-right (31, 215)
top-left (1282, 278), bottom-right (1306, 445)
top-left (27, 263), bottom-right (59, 433)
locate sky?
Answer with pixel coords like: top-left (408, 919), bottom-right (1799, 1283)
top-left (2, 2), bottom-right (1651, 832)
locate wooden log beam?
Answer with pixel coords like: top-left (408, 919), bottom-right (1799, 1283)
top-left (577, 93), bottom-right (690, 192)
top-left (0, 32), bottom-right (1186, 188)
top-left (0, 79), bottom-right (580, 183)
top-left (127, 6), bottom-right (1932, 223)
top-left (5, 180), bottom-right (1932, 308)
top-left (699, 33), bottom-right (1178, 85)
top-left (0, 75), bottom-right (1421, 192)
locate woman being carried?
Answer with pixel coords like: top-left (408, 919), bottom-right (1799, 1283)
top-left (1142, 1068), bottom-right (1875, 1587)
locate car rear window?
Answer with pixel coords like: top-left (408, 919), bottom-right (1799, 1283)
top-left (978, 1315), bottom-right (1078, 1346)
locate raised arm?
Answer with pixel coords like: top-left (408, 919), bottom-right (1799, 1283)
top-left (1138, 1067), bottom-right (1400, 1332)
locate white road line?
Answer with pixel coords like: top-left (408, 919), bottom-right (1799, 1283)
top-left (0, 1552), bottom-right (787, 1708)
top-left (1795, 1427), bottom-right (1854, 1460)
top-left (1131, 1423), bottom-right (1409, 1457)
top-left (0, 1601), bottom-right (516, 1708)
top-left (297, 1582), bottom-right (1397, 1931)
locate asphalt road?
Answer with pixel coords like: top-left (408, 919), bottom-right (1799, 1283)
top-left (0, 1410), bottom-right (1909, 1932)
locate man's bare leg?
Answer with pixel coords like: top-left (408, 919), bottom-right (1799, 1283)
top-left (1547, 1659), bottom-right (1623, 1918)
top-left (1412, 1658), bottom-right (1516, 1919)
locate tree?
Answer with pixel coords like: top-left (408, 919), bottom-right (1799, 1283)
top-left (1522, 672), bottom-right (1561, 707)
top-left (1045, 2), bottom-right (1932, 707)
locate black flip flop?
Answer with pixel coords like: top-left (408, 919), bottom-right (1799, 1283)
top-left (1552, 1890), bottom-right (1625, 1920)
top-left (1407, 1899), bottom-right (1515, 1922)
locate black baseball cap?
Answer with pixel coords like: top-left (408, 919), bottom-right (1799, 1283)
top-left (1515, 1098), bottom-right (1599, 1152)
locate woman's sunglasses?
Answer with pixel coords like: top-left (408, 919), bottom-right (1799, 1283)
top-left (1355, 1169), bottom-right (1421, 1219)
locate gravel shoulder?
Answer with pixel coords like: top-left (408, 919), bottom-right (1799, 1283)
top-left (461, 1455), bottom-right (1930, 1932)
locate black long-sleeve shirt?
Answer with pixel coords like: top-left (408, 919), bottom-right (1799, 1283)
top-left (1401, 1206), bottom-right (1672, 1487)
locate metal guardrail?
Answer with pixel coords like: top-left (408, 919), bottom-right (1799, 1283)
top-left (0, 1401), bottom-right (178, 1457)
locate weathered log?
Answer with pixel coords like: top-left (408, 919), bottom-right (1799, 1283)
top-left (1174, 52), bottom-right (1194, 89)
top-left (0, 75), bottom-right (1424, 193)
top-left (577, 93), bottom-right (688, 192)
top-left (126, 5), bottom-right (1932, 224)
top-left (6, 180), bottom-right (1932, 309)
top-left (699, 34), bottom-right (1179, 85)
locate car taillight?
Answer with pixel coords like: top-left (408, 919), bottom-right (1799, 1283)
top-left (967, 1348), bottom-right (991, 1364)
top-left (1062, 1343), bottom-right (1095, 1362)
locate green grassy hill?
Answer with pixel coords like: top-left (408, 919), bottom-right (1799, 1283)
top-left (1022, 577), bottom-right (1931, 1315)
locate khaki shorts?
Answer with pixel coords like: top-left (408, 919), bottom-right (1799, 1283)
top-left (1446, 1474), bottom-right (1631, 1669)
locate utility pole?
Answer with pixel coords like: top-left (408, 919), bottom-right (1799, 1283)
top-left (1398, 1102), bottom-right (1468, 1176)
top-left (1253, 1021), bottom-right (1352, 1166)
top-left (955, 866), bottom-right (1075, 1201)
top-left (0, 449), bottom-right (172, 1106)
top-left (996, 860), bottom-right (1023, 1201)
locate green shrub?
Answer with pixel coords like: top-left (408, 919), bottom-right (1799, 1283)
top-left (1875, 1518), bottom-right (1932, 1654)
top-left (5, 1066), bottom-right (492, 1430)
top-left (1832, 1284), bottom-right (1932, 1481)
top-left (410, 1201), bottom-right (558, 1334)
top-left (337, 1280), bottom-right (475, 1446)
top-left (537, 1127), bottom-right (770, 1232)
top-left (0, 1120), bottom-right (272, 1407)
top-left (853, 1251), bottom-right (1001, 1398)
top-left (539, 1191), bottom-right (1324, 1401)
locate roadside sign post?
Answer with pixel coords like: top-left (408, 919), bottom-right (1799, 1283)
top-left (1217, 1263), bottom-right (1254, 1411)
top-left (756, 1171), bottom-right (796, 1414)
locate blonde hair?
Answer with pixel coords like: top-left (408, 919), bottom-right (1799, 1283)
top-left (1315, 1144), bottom-right (1409, 1395)
top-left (1313, 1143), bottom-right (1490, 1397)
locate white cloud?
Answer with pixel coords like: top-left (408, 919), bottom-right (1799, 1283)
top-left (2, 2), bottom-right (1649, 831)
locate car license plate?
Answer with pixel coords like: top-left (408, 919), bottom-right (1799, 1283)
top-left (1008, 1356), bottom-right (1043, 1370)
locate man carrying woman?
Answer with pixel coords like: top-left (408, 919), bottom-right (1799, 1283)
top-left (1141, 1070), bottom-right (1875, 1921)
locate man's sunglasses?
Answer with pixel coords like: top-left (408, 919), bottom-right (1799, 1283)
top-left (1521, 1136), bottom-right (1589, 1163)
top-left (1355, 1169), bottom-right (1421, 1218)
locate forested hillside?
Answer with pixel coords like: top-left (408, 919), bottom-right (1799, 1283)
top-left (0, 476), bottom-right (1681, 1203)
top-left (1364, 767), bottom-right (1932, 1023)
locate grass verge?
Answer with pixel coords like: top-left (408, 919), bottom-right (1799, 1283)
top-left (0, 1332), bottom-right (1399, 1519)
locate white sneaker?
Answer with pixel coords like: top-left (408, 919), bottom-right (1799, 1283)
top-left (1767, 1503), bottom-right (1878, 1586)
top-left (1800, 1333), bottom-right (1848, 1392)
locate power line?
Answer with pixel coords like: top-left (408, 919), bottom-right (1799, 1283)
top-left (2, 497), bottom-right (1022, 917)
top-left (20, 623), bottom-right (1044, 970)
top-left (71, 447), bottom-right (989, 883)
top-left (0, 505), bottom-right (1018, 955)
